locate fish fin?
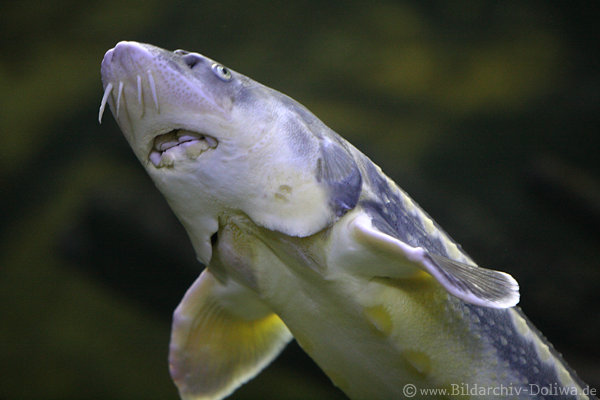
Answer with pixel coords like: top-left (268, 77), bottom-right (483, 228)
top-left (423, 253), bottom-right (519, 308)
top-left (349, 212), bottom-right (519, 308)
top-left (169, 269), bottom-right (292, 400)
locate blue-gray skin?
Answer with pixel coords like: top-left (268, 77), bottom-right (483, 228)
top-left (284, 89), bottom-right (591, 399)
top-left (100, 42), bottom-right (595, 400)
top-left (360, 161), bottom-right (589, 399)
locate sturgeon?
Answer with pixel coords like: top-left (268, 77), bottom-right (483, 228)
top-left (99, 41), bottom-right (594, 400)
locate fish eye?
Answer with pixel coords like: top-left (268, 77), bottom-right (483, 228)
top-left (211, 63), bottom-right (232, 81)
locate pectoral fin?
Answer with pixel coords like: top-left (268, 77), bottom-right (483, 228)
top-left (169, 269), bottom-right (292, 400)
top-left (350, 213), bottom-right (520, 308)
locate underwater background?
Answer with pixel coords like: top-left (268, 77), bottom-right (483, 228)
top-left (1, 0), bottom-right (598, 398)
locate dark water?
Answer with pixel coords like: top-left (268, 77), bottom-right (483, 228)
top-left (1, 1), bottom-right (598, 398)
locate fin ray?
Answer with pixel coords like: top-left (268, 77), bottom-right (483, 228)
top-left (425, 253), bottom-right (519, 308)
top-left (350, 212), bottom-right (519, 308)
top-left (169, 269), bottom-right (292, 400)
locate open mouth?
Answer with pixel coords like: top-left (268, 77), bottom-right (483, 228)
top-left (149, 130), bottom-right (218, 168)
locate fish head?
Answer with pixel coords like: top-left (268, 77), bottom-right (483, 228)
top-left (100, 41), bottom-right (268, 169)
top-left (100, 41), bottom-right (355, 264)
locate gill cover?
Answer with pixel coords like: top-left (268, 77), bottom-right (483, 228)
top-left (253, 142), bottom-right (361, 237)
top-left (231, 95), bottom-right (363, 238)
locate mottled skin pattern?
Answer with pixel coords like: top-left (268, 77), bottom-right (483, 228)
top-left (100, 42), bottom-right (594, 400)
top-left (357, 156), bottom-right (589, 399)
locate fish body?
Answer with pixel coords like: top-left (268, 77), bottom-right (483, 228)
top-left (100, 41), bottom-right (593, 400)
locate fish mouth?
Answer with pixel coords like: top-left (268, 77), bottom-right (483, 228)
top-left (149, 129), bottom-right (218, 168)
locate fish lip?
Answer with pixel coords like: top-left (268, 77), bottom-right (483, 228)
top-left (99, 42), bottom-right (226, 169)
top-left (148, 129), bottom-right (218, 168)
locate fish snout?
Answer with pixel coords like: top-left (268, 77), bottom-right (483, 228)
top-left (99, 41), bottom-right (162, 124)
top-left (101, 41), bottom-right (157, 86)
